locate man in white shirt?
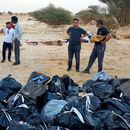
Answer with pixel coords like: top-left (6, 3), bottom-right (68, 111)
top-left (1, 22), bottom-right (15, 63)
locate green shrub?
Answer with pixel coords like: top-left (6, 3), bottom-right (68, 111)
top-left (30, 4), bottom-right (73, 25)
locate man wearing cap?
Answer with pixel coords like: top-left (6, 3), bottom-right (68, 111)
top-left (11, 16), bottom-right (23, 65)
top-left (82, 19), bottom-right (112, 73)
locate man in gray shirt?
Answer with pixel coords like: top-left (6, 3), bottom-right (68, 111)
top-left (11, 16), bottom-right (23, 65)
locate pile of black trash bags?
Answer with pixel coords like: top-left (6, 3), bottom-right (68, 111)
top-left (0, 72), bottom-right (130, 130)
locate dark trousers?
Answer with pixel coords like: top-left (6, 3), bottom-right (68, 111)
top-left (14, 38), bottom-right (20, 63)
top-left (86, 45), bottom-right (106, 72)
top-left (2, 42), bottom-right (13, 61)
top-left (68, 45), bottom-right (81, 70)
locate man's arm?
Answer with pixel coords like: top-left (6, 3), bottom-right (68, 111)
top-left (80, 29), bottom-right (87, 42)
top-left (0, 28), bottom-right (5, 33)
top-left (67, 27), bottom-right (71, 35)
top-left (101, 33), bottom-right (112, 44)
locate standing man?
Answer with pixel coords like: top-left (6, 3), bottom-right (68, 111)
top-left (1, 22), bottom-right (15, 63)
top-left (67, 18), bottom-right (86, 72)
top-left (82, 19), bottom-right (112, 73)
top-left (11, 16), bottom-right (23, 65)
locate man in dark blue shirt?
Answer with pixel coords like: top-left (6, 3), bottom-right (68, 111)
top-left (82, 19), bottom-right (112, 73)
top-left (67, 18), bottom-right (86, 72)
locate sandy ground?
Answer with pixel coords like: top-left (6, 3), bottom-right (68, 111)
top-left (0, 14), bottom-right (130, 85)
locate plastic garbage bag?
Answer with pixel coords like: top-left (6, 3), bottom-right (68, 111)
top-left (20, 74), bottom-right (50, 100)
top-left (7, 104), bottom-right (30, 122)
top-left (95, 110), bottom-right (130, 130)
top-left (0, 75), bottom-right (22, 100)
top-left (55, 107), bottom-right (87, 130)
top-left (82, 80), bottom-right (95, 93)
top-left (92, 72), bottom-right (110, 81)
top-left (6, 120), bottom-right (37, 130)
top-left (61, 75), bottom-right (80, 96)
top-left (26, 114), bottom-right (47, 130)
top-left (48, 76), bottom-right (65, 94)
top-left (56, 107), bottom-right (99, 130)
top-left (41, 100), bottom-right (67, 120)
top-left (64, 95), bottom-right (101, 112)
top-left (92, 81), bottom-right (114, 99)
top-left (118, 79), bottom-right (130, 98)
top-left (85, 94), bottom-right (101, 111)
top-left (36, 92), bottom-right (64, 112)
top-left (8, 93), bottom-right (38, 114)
top-left (103, 98), bottom-right (130, 115)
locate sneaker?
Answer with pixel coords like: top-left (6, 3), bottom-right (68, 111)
top-left (1, 60), bottom-right (5, 63)
top-left (81, 69), bottom-right (91, 74)
top-left (13, 62), bottom-right (20, 65)
top-left (8, 59), bottom-right (12, 62)
top-left (67, 68), bottom-right (71, 72)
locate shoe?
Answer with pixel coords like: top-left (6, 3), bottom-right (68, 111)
top-left (67, 68), bottom-right (71, 72)
top-left (8, 59), bottom-right (12, 62)
top-left (81, 69), bottom-right (91, 74)
top-left (1, 60), bottom-right (5, 63)
top-left (76, 69), bottom-right (80, 72)
top-left (13, 62), bottom-right (20, 65)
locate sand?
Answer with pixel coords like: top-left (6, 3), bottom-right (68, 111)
top-left (0, 14), bottom-right (130, 85)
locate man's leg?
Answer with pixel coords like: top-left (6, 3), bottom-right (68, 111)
top-left (97, 46), bottom-right (106, 72)
top-left (82, 47), bottom-right (97, 73)
top-left (14, 39), bottom-right (20, 64)
top-left (7, 44), bottom-right (12, 62)
top-left (75, 46), bottom-right (81, 72)
top-left (68, 46), bottom-right (74, 71)
top-left (2, 42), bottom-right (7, 62)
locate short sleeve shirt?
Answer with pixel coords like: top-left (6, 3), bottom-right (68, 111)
top-left (67, 27), bottom-right (86, 46)
top-left (95, 26), bottom-right (109, 45)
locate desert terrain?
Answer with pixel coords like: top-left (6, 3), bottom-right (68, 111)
top-left (0, 14), bottom-right (130, 85)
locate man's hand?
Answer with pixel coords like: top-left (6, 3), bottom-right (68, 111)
top-left (101, 33), bottom-right (112, 44)
top-left (80, 37), bottom-right (84, 42)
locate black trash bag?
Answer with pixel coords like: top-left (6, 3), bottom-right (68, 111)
top-left (36, 92), bottom-right (64, 112)
top-left (0, 109), bottom-right (12, 130)
top-left (118, 79), bottom-right (130, 99)
top-left (20, 74), bottom-right (50, 100)
top-left (0, 75), bottom-right (22, 100)
top-left (48, 76), bottom-right (65, 94)
top-left (7, 120), bottom-right (36, 130)
top-left (85, 94), bottom-right (101, 111)
top-left (64, 95), bottom-right (101, 112)
top-left (82, 80), bottom-right (95, 93)
top-left (95, 110), bottom-right (130, 130)
top-left (7, 105), bottom-right (30, 122)
top-left (26, 114), bottom-right (47, 130)
top-left (124, 113), bottom-right (130, 124)
top-left (103, 98), bottom-right (130, 115)
top-left (8, 93), bottom-right (39, 114)
top-left (61, 75), bottom-right (80, 96)
top-left (92, 81), bottom-right (114, 99)
top-left (55, 108), bottom-right (87, 130)
top-left (48, 126), bottom-right (69, 130)
top-left (56, 107), bottom-right (99, 130)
